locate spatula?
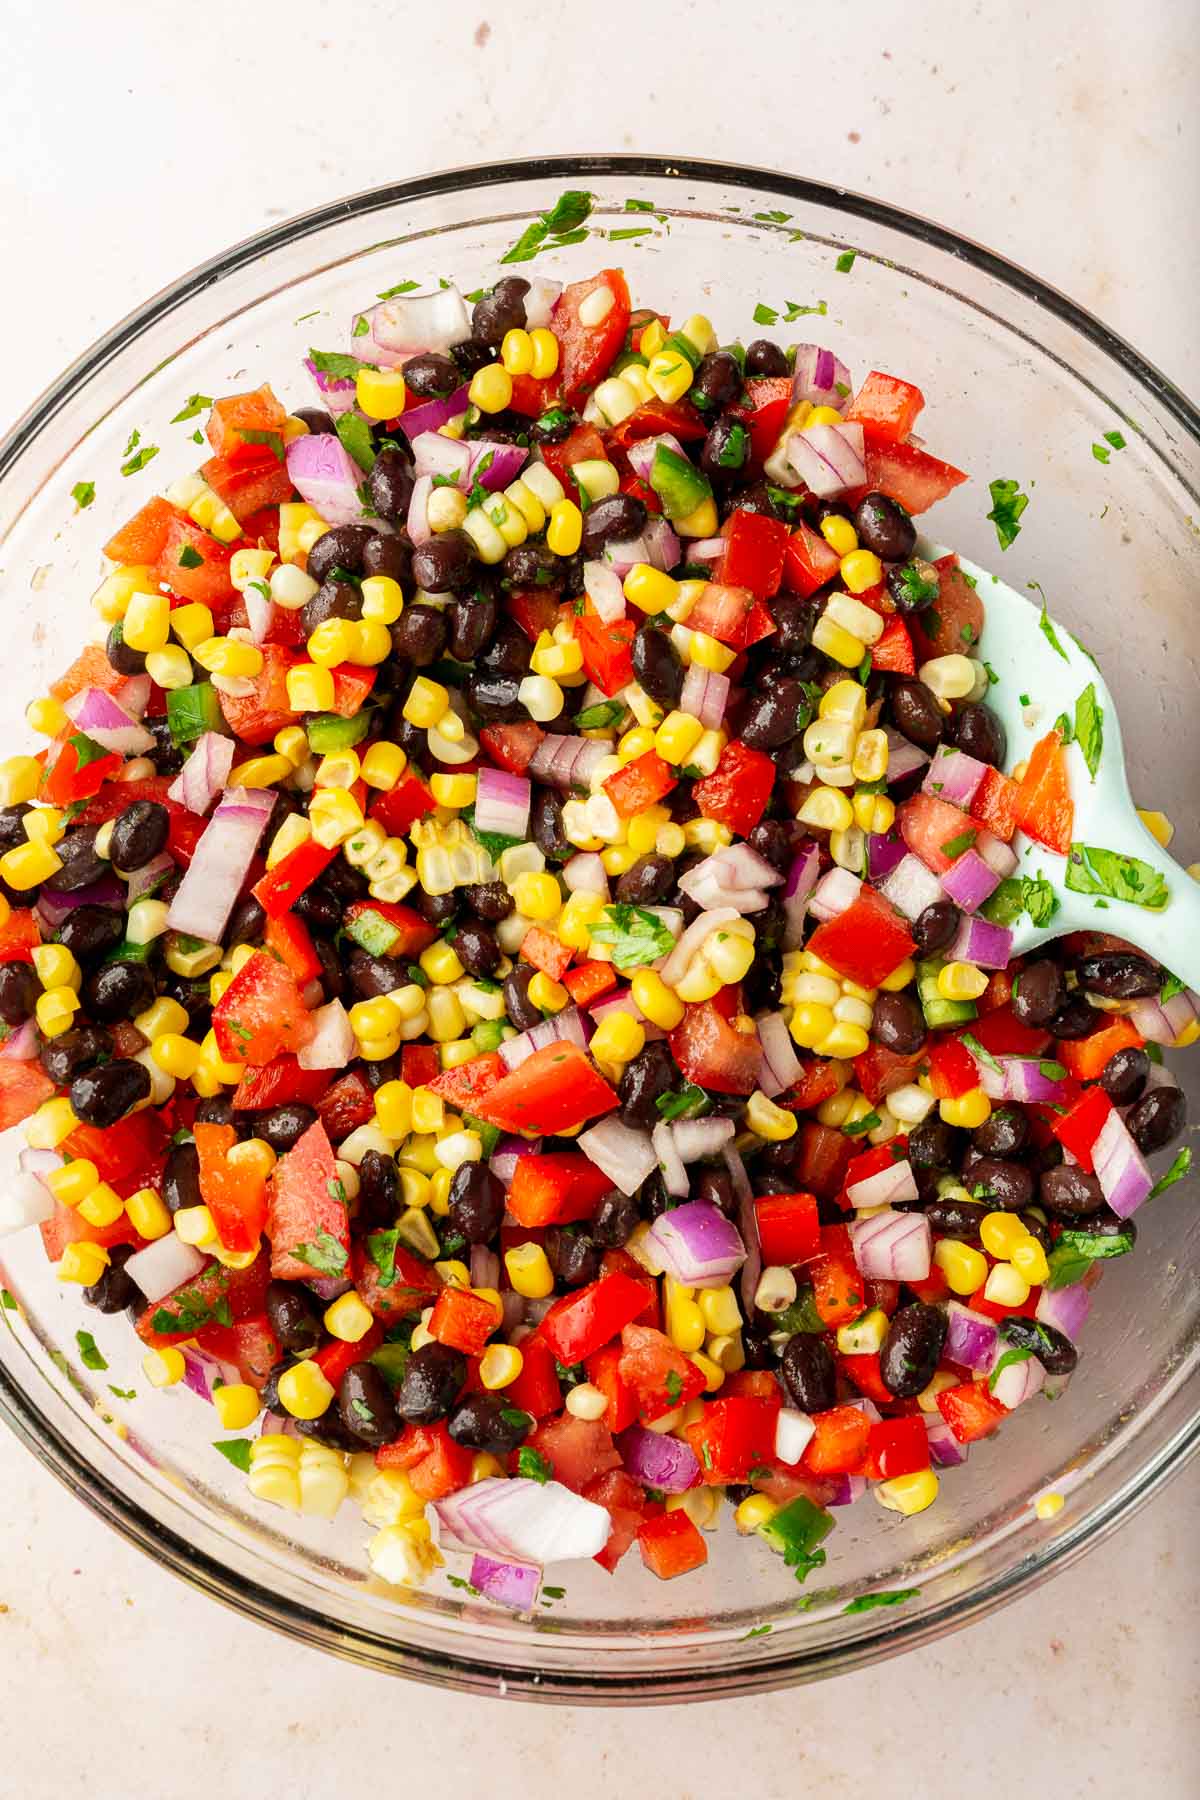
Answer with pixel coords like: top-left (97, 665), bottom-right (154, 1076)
top-left (921, 541), bottom-right (1200, 991)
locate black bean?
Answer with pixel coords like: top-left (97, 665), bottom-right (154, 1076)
top-left (1075, 1207), bottom-right (1136, 1242)
top-left (501, 962), bottom-right (540, 1033)
top-left (300, 577), bottom-right (362, 640)
top-left (909, 901), bottom-right (957, 958)
top-left (693, 1167), bottom-right (736, 1215)
top-left (0, 806), bottom-right (31, 851)
top-left (223, 895), bottom-right (266, 949)
top-left (1046, 991), bottom-right (1097, 1040)
top-left (444, 593), bottom-right (497, 663)
top-left (293, 883), bottom-right (341, 934)
top-left (109, 800), bottom-right (169, 873)
top-left (105, 624), bottom-right (147, 676)
top-left (616, 852), bottom-right (674, 906)
top-left (338, 1362), bottom-right (401, 1447)
top-left (745, 820), bottom-right (791, 875)
top-left (581, 494), bottom-right (648, 558)
top-left (1040, 1164), bottom-right (1106, 1219)
top-left (631, 625), bottom-right (683, 708)
top-left (69, 1058), bottom-right (151, 1128)
top-left (880, 1302), bottom-right (947, 1399)
top-left (466, 670), bottom-right (523, 722)
top-left (362, 529), bottom-right (413, 584)
top-left (396, 1342), bottom-right (467, 1424)
top-left (691, 350), bottom-right (742, 412)
top-left (417, 892), bottom-right (457, 931)
top-left (546, 1227), bottom-right (602, 1288)
top-left (744, 339), bottom-right (789, 377)
top-left (254, 1103), bottom-right (318, 1154)
top-left (83, 1244), bottom-right (141, 1315)
top-left (40, 1024), bottom-right (111, 1086)
top-left (411, 532), bottom-right (475, 594)
top-left (265, 1279), bottom-right (323, 1354)
top-left (945, 702), bottom-right (1004, 768)
top-left (402, 351), bottom-right (461, 399)
top-left (82, 960), bottom-right (155, 1023)
top-left (889, 679), bottom-right (943, 751)
top-left (472, 277), bottom-right (530, 345)
top-left (964, 1156), bottom-right (1034, 1212)
top-left (781, 1335), bottom-right (837, 1412)
top-left (391, 604), bottom-right (448, 667)
top-left (449, 338), bottom-right (495, 381)
top-left (292, 406), bottom-right (336, 436)
top-left (345, 945), bottom-right (409, 999)
top-left (448, 1163), bottom-right (506, 1244)
top-left (1127, 1085), bottom-right (1186, 1155)
top-left (463, 881), bottom-right (513, 922)
top-left (1018, 1210), bottom-right (1053, 1253)
top-left (854, 492), bottom-right (916, 562)
top-left (160, 974), bottom-right (213, 1040)
top-left (529, 405), bottom-right (577, 446)
top-left (908, 1117), bottom-right (960, 1170)
top-left (925, 1197), bottom-right (986, 1240)
top-left (531, 786), bottom-right (570, 861)
top-left (448, 1391), bottom-right (531, 1454)
top-left (1011, 959), bottom-right (1064, 1027)
top-left (591, 1188), bottom-right (640, 1248)
top-left (740, 678), bottom-right (808, 750)
top-left (1101, 1046), bottom-right (1150, 1106)
top-left (501, 541), bottom-right (561, 591)
top-left (306, 524), bottom-right (380, 585)
top-left (46, 826), bottom-right (107, 893)
top-left (353, 1148), bottom-right (397, 1230)
top-left (638, 1168), bottom-right (672, 1222)
top-left (481, 622), bottom-right (533, 679)
top-left (162, 1141), bottom-right (202, 1215)
top-left (972, 1107), bottom-right (1029, 1159)
top-left (617, 1040), bottom-right (676, 1130)
top-left (871, 991), bottom-right (926, 1055)
top-left (998, 1316), bottom-right (1078, 1376)
top-left (1076, 953), bottom-right (1162, 1000)
top-left (699, 416), bottom-right (750, 485)
top-left (454, 919), bottom-right (501, 978)
top-left (884, 556), bottom-right (940, 614)
top-left (194, 1096), bottom-right (236, 1128)
top-left (770, 596), bottom-right (819, 653)
top-left (0, 961), bottom-right (38, 1025)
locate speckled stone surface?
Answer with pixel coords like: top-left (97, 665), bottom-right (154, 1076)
top-left (0, 3), bottom-right (1197, 1792)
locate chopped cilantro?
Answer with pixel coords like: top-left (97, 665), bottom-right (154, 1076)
top-left (292, 1229), bottom-right (348, 1278)
top-left (982, 873), bottom-right (1059, 930)
top-left (608, 227), bottom-right (652, 242)
top-left (171, 393), bottom-right (213, 423)
top-left (367, 1227), bottom-right (401, 1289)
top-left (1091, 442), bottom-right (1111, 464)
top-left (335, 412), bottom-right (376, 473)
top-left (68, 732), bottom-right (113, 771)
top-left (1039, 1060), bottom-right (1068, 1081)
top-left (70, 480), bottom-right (95, 510)
top-left (783, 299), bottom-right (827, 320)
top-left (501, 190), bottom-right (594, 264)
top-left (376, 279), bottom-right (421, 299)
top-left (214, 1439), bottom-right (253, 1472)
top-left (744, 1624), bottom-right (773, 1638)
top-left (542, 1584), bottom-right (566, 1599)
top-left (177, 544), bottom-right (204, 570)
top-left (0, 1289), bottom-right (15, 1311)
top-left (752, 301), bottom-right (778, 326)
top-left (574, 698), bottom-right (625, 730)
top-left (753, 209), bottom-right (792, 224)
top-left (856, 650), bottom-right (873, 685)
top-left (191, 428), bottom-right (204, 445)
top-left (238, 427), bottom-right (286, 464)
top-left (843, 1588), bottom-right (920, 1614)
top-left (624, 198), bottom-right (656, 212)
top-left (1019, 693), bottom-right (1031, 708)
top-left (1065, 844), bottom-right (1169, 912)
top-left (835, 250), bottom-right (857, 273)
top-left (108, 1386), bottom-right (136, 1400)
top-left (1148, 1146), bottom-right (1192, 1202)
top-left (308, 348), bottom-right (362, 380)
top-left (654, 1082), bottom-right (709, 1122)
top-left (961, 1033), bottom-right (1002, 1076)
top-left (1160, 971), bottom-right (1186, 1004)
top-left (988, 1346), bottom-right (1031, 1391)
top-left (151, 1279), bottom-right (232, 1336)
top-left (589, 903), bottom-right (676, 968)
top-left (986, 477), bottom-right (1028, 550)
top-left (120, 443), bottom-right (159, 477)
top-left (842, 1111), bottom-right (882, 1137)
top-left (518, 1446), bottom-right (554, 1484)
top-left (983, 662), bottom-right (999, 686)
top-left (75, 1329), bottom-right (108, 1371)
top-left (939, 828), bottom-right (977, 859)
top-left (1073, 682), bottom-right (1104, 780)
top-left (891, 560), bottom-right (939, 609)
top-left (1036, 599), bottom-right (1070, 663)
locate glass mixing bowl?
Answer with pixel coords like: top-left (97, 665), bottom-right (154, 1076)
top-left (0, 156), bottom-right (1197, 1703)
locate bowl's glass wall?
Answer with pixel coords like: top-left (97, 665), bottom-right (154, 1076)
top-left (0, 161), bottom-right (1197, 1700)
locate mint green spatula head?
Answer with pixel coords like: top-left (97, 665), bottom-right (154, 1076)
top-left (924, 542), bottom-right (1200, 991)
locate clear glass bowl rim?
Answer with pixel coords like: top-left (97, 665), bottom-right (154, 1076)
top-left (1, 152), bottom-right (1197, 1701)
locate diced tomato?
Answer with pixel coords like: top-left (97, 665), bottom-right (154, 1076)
top-left (844, 371), bottom-right (925, 444)
top-left (778, 1055), bottom-right (846, 1114)
top-left (972, 766), bottom-right (1021, 843)
top-left (231, 1056), bottom-right (334, 1113)
top-left (852, 1043), bottom-right (925, 1104)
top-left (927, 1035), bottom-right (983, 1101)
top-left (73, 775), bottom-right (173, 825)
top-left (202, 447), bottom-right (293, 522)
top-left (794, 1123), bottom-right (854, 1201)
top-left (217, 643), bottom-right (298, 746)
top-left (519, 925), bottom-right (574, 982)
top-left (584, 1343), bottom-right (638, 1433)
top-left (782, 521), bottom-right (843, 598)
top-left (377, 1422), bottom-right (473, 1501)
top-left (49, 644), bottom-right (127, 705)
top-left (800, 1404), bottom-right (871, 1477)
top-left (314, 1068), bottom-right (376, 1141)
top-left (468, 1041), bottom-right (618, 1137)
top-left (503, 1336), bottom-right (562, 1420)
top-left (870, 613), bottom-right (917, 676)
top-left (251, 839), bottom-right (338, 917)
top-left (429, 1285), bottom-right (500, 1357)
top-left (537, 423), bottom-right (608, 490)
top-left (0, 909), bottom-right (40, 964)
top-left (600, 1249), bottom-right (659, 1330)
top-left (266, 1118), bottom-right (351, 1281)
top-left (603, 750), bottom-right (677, 819)
top-left (840, 1141), bottom-right (910, 1207)
top-left (353, 1241), bottom-right (440, 1321)
top-left (367, 770), bottom-right (438, 836)
top-left (864, 1416), bottom-right (931, 1480)
top-left (552, 271), bottom-right (631, 406)
top-left (399, 1044), bottom-right (439, 1089)
top-left (638, 1509), bottom-right (708, 1579)
top-left (937, 1379), bottom-right (1009, 1444)
top-left (506, 371), bottom-right (561, 418)
top-left (135, 1256), bottom-right (272, 1347)
top-left (962, 1005), bottom-right (1051, 1059)
top-left (576, 613), bottom-right (635, 697)
top-left (805, 1225), bottom-right (867, 1326)
top-left (205, 384), bottom-right (289, 457)
top-left (685, 1395), bottom-right (781, 1484)
top-left (212, 949), bottom-right (314, 1066)
top-left (41, 1199), bottom-right (138, 1262)
top-left (538, 1274), bottom-right (651, 1366)
top-left (562, 961), bottom-right (616, 1008)
top-left (63, 1109), bottom-right (168, 1198)
top-left (753, 1191), bottom-right (820, 1267)
top-left (237, 506), bottom-right (281, 552)
top-left (727, 377), bottom-right (793, 468)
top-left (427, 1051), bottom-right (506, 1113)
top-left (683, 583), bottom-right (774, 651)
top-left (195, 1313), bottom-right (280, 1390)
top-left (103, 494), bottom-right (181, 566)
top-left (907, 1265), bottom-right (951, 1305)
top-left (507, 1153), bottom-right (613, 1228)
top-left (711, 510), bottom-right (791, 598)
top-left (860, 437), bottom-right (968, 515)
top-left (898, 792), bottom-right (986, 876)
top-left (618, 1322), bottom-right (706, 1423)
top-left (585, 1468), bottom-right (646, 1573)
top-left (910, 556), bottom-right (986, 661)
top-left (692, 739), bottom-right (775, 836)
top-left (195, 1120), bottom-right (267, 1253)
top-left (328, 663), bottom-right (376, 718)
top-left (156, 515), bottom-right (236, 606)
top-left (606, 396), bottom-right (707, 449)
top-left (524, 1415), bottom-right (621, 1494)
top-left (476, 722), bottom-right (545, 776)
top-left (806, 888), bottom-right (915, 990)
top-left (669, 999), bottom-right (762, 1095)
top-left (1057, 1015), bottom-right (1145, 1082)
top-left (1014, 729), bottom-right (1074, 855)
top-left (1050, 1086), bottom-right (1114, 1173)
top-left (0, 1059), bottom-right (53, 1135)
top-left (838, 1352), bottom-right (894, 1409)
top-left (40, 737), bottom-right (123, 807)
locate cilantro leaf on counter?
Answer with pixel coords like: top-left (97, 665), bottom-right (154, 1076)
top-left (70, 481), bottom-right (95, 510)
top-left (986, 477), bottom-right (1028, 550)
top-left (75, 1330), bottom-right (108, 1372)
top-left (171, 393), bottom-right (212, 423)
top-left (501, 191), bottom-right (594, 264)
top-left (308, 348), bottom-right (362, 380)
top-left (214, 1439), bottom-right (253, 1472)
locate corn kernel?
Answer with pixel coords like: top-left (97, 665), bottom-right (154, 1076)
top-left (840, 548), bottom-right (885, 594)
top-left (479, 1344), bottom-right (524, 1391)
top-left (36, 986), bottom-right (81, 1036)
top-left (308, 787), bottom-right (364, 849)
top-left (1011, 1237), bottom-right (1050, 1286)
top-left (812, 615), bottom-right (867, 667)
top-left (919, 654), bottom-right (977, 701)
top-left (688, 630), bottom-right (736, 673)
top-left (505, 1241), bottom-right (554, 1300)
top-left (851, 729), bottom-right (890, 785)
top-left (664, 1277), bottom-right (705, 1353)
top-left (797, 785), bottom-right (855, 833)
top-left (979, 1212), bottom-right (1029, 1260)
top-left (355, 366), bottom-right (407, 420)
top-left (76, 1180), bottom-right (125, 1229)
top-left (742, 1090), bottom-right (798, 1142)
top-left (277, 1360), bottom-right (335, 1420)
top-left (1035, 1491), bottom-right (1065, 1521)
top-left (623, 563), bottom-right (679, 614)
top-left (403, 676), bottom-right (449, 730)
top-left (875, 1469), bottom-right (939, 1516)
top-left (142, 1345), bottom-right (186, 1387)
top-left (324, 1290), bottom-right (375, 1343)
top-left (468, 363), bottom-right (513, 413)
top-left (213, 1382), bottom-right (261, 1431)
top-left (814, 1020), bottom-right (870, 1059)
top-left (853, 791), bottom-right (896, 835)
top-left (939, 1088), bottom-right (992, 1129)
top-left (697, 1286), bottom-right (742, 1337)
top-left (173, 1203), bottom-right (217, 1247)
top-left (647, 349), bottom-right (693, 404)
top-left (1137, 808), bottom-right (1174, 848)
top-left (32, 944), bottom-right (81, 993)
top-left (654, 709), bottom-right (706, 766)
top-left (1, 838), bottom-right (63, 890)
top-left (45, 1159), bottom-right (97, 1209)
top-left (25, 695), bottom-right (70, 737)
top-left (419, 940), bottom-right (465, 987)
top-left (984, 1262), bottom-right (1031, 1308)
top-left (286, 663), bottom-right (336, 712)
top-left (122, 590), bottom-right (171, 652)
top-left (735, 1494), bottom-right (779, 1534)
top-left (590, 1012), bottom-right (646, 1068)
top-left (838, 1306), bottom-right (890, 1356)
top-left (545, 498), bottom-right (583, 556)
top-left (820, 515), bottom-right (859, 557)
top-left (527, 327), bottom-right (559, 378)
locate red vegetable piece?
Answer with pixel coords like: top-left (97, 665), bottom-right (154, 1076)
top-left (936, 1379), bottom-right (1009, 1444)
top-left (102, 495), bottom-right (179, 566)
top-left (1050, 1086), bottom-right (1115, 1173)
top-left (669, 999), bottom-right (762, 1095)
top-left (806, 888), bottom-right (915, 990)
top-left (727, 376), bottom-right (793, 468)
top-left (576, 613), bottom-right (635, 697)
top-left (971, 766), bottom-right (1021, 843)
top-left (860, 437), bottom-right (967, 515)
top-left (465, 1042), bottom-right (618, 1137)
top-left (805, 1225), bottom-right (867, 1325)
top-left (637, 1509), bottom-right (708, 1579)
top-left (315, 1068), bottom-right (376, 1141)
top-left (864, 1416), bottom-right (931, 1480)
top-left (156, 515), bottom-right (236, 606)
top-left (898, 792), bottom-right (986, 876)
top-left (584, 1342), bottom-right (638, 1433)
top-left (712, 510), bottom-right (791, 598)
top-left (504, 1336), bottom-right (563, 1421)
top-left (507, 1152), bottom-right (614, 1228)
top-left (927, 1035), bottom-right (983, 1101)
top-left (910, 557), bottom-right (985, 661)
top-left (602, 750), bottom-right (677, 819)
top-left (1056, 1015), bottom-right (1145, 1082)
top-left (353, 1241), bottom-right (440, 1322)
top-left (202, 447), bottom-right (293, 522)
top-left (552, 271), bottom-right (631, 406)
top-left (212, 949), bottom-right (315, 1067)
top-left (0, 1060), bottom-right (54, 1132)
top-left (618, 1322), bottom-right (706, 1423)
top-left (1014, 729), bottom-right (1074, 854)
top-left (869, 613), bottom-right (917, 676)
top-left (518, 925), bottom-right (574, 982)
top-left (476, 723), bottom-right (545, 776)
top-left (266, 1118), bottom-right (351, 1281)
top-left (523, 1415), bottom-right (621, 1494)
top-left (427, 1051), bottom-right (507, 1113)
top-left (692, 739), bottom-right (775, 835)
top-left (537, 1273), bottom-right (651, 1366)
top-left (195, 1120), bottom-right (267, 1254)
top-left (585, 1468), bottom-right (647, 1572)
top-left (843, 370), bottom-right (925, 444)
top-left (428, 1286), bottom-right (500, 1357)
top-left (684, 1395), bottom-right (781, 1484)
top-left (753, 1191), bottom-right (821, 1267)
top-left (795, 1123), bottom-right (855, 1200)
top-left (252, 839), bottom-right (338, 916)
top-left (799, 1404), bottom-right (871, 1477)
top-left (217, 643), bottom-right (299, 746)
top-left (376, 1422), bottom-right (474, 1500)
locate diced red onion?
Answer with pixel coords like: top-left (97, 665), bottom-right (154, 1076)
top-left (470, 1244), bottom-right (500, 1290)
top-left (297, 999), bottom-right (354, 1070)
top-left (0, 1165), bottom-right (57, 1236)
top-left (166, 787), bottom-right (274, 942)
top-left (677, 842), bottom-right (781, 916)
top-left (808, 867), bottom-right (862, 922)
top-left (528, 734), bottom-right (610, 790)
top-left (501, 1290), bottom-right (527, 1335)
top-left (578, 1117), bottom-right (658, 1195)
top-left (756, 1011), bottom-right (804, 1099)
top-left (434, 1477), bottom-right (612, 1565)
top-left (181, 1345), bottom-right (238, 1404)
top-left (627, 432), bottom-right (686, 483)
top-left (727, 1147), bottom-right (760, 1313)
top-left (658, 908), bottom-right (739, 989)
top-left (285, 433), bottom-right (365, 526)
top-left (988, 1343), bottom-right (1046, 1410)
top-left (602, 535), bottom-right (650, 579)
top-left (775, 1407), bottom-right (816, 1464)
top-left (686, 536), bottom-right (726, 564)
top-left (562, 852), bottom-right (609, 898)
top-left (467, 440), bottom-right (528, 491)
top-left (1036, 1283), bottom-right (1092, 1342)
top-left (876, 853), bottom-right (942, 923)
top-left (243, 581), bottom-right (276, 645)
top-left (616, 1424), bottom-right (701, 1493)
top-left (124, 851), bottom-right (174, 904)
top-left (18, 1148), bottom-right (62, 1183)
top-left (411, 430), bottom-right (472, 486)
top-left (844, 1395), bottom-right (883, 1425)
top-left (474, 766), bottom-right (531, 840)
top-left (469, 1553), bottom-right (541, 1612)
top-left (922, 744), bottom-right (987, 809)
top-left (784, 421), bottom-right (866, 497)
top-left (490, 1137), bottom-right (539, 1187)
top-left (1093, 1107), bottom-right (1154, 1219)
top-left (883, 728), bottom-right (931, 784)
top-left (363, 287), bottom-right (472, 359)
top-left (0, 1018), bottom-right (39, 1062)
top-left (652, 1122), bottom-right (689, 1198)
top-left (303, 356), bottom-right (358, 418)
top-left (845, 1157), bottom-right (919, 1210)
top-left (581, 560), bottom-right (626, 622)
top-left (116, 674), bottom-right (153, 719)
top-left (644, 1200), bottom-right (747, 1288)
top-left (944, 1302), bottom-right (999, 1373)
top-left (826, 1474), bottom-right (868, 1505)
top-left (849, 1208), bottom-right (932, 1282)
top-left (791, 345), bottom-right (853, 411)
top-left (588, 989), bottom-right (664, 1043)
top-left (36, 875), bottom-right (124, 931)
top-left (64, 686), bottom-right (156, 756)
top-left (1002, 1056), bottom-right (1069, 1106)
top-left (672, 1116), bottom-right (736, 1162)
top-left (679, 663), bottom-right (730, 731)
top-left (522, 277), bottom-right (562, 330)
top-left (1129, 987), bottom-right (1200, 1046)
top-left (406, 473), bottom-right (434, 548)
top-left (168, 730), bottom-right (234, 816)
top-left (924, 1412), bottom-right (970, 1468)
top-left (975, 828), bottom-right (1018, 880)
top-left (395, 383), bottom-right (471, 440)
top-left (499, 1005), bottom-right (590, 1072)
top-left (940, 847), bottom-right (1001, 914)
top-left (783, 843), bottom-right (822, 951)
top-left (643, 516), bottom-right (681, 572)
top-left (948, 912), bottom-right (1013, 970)
top-left (867, 833), bottom-right (908, 883)
top-left (307, 1273), bottom-right (353, 1303)
top-left (125, 1235), bottom-right (207, 1304)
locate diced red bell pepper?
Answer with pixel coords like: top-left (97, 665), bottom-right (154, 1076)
top-left (844, 371), bottom-right (925, 444)
top-left (686, 1395), bottom-right (782, 1484)
top-left (205, 384), bottom-right (288, 456)
top-left (864, 1416), bottom-right (931, 1480)
top-left (585, 1468), bottom-right (647, 1572)
top-left (251, 839), bottom-right (338, 916)
top-left (427, 1051), bottom-right (506, 1112)
top-left (505, 586), bottom-right (564, 644)
top-left (781, 520), bottom-right (842, 598)
top-left (972, 766), bottom-right (1021, 843)
top-left (618, 1322), bottom-right (706, 1423)
top-left (967, 1280), bottom-right (1042, 1324)
top-left (584, 1342), bottom-right (638, 1433)
top-left (400, 1044), bottom-right (440, 1089)
top-left (852, 1042), bottom-right (925, 1104)
top-left (212, 949), bottom-right (315, 1066)
top-left (506, 371), bottom-right (561, 418)
top-left (961, 1005), bottom-right (1051, 1060)
top-left (312, 1323), bottom-right (384, 1392)
top-left (376, 1422), bottom-right (474, 1500)
top-left (805, 1225), bottom-right (867, 1326)
top-left (601, 1249), bottom-right (659, 1330)
top-left (869, 613), bottom-right (917, 676)
top-left (682, 583), bottom-right (775, 651)
top-left (936, 1379), bottom-right (1009, 1444)
top-left (860, 437), bottom-right (967, 516)
top-left (195, 1120), bottom-right (267, 1254)
top-left (1057, 1015), bottom-right (1145, 1082)
top-left (519, 925), bottom-right (574, 982)
top-left (40, 737), bottom-right (123, 807)
top-left (466, 1042), bottom-right (618, 1137)
top-left (0, 908), bottom-right (40, 964)
top-left (216, 643), bottom-right (298, 746)
top-left (202, 446), bottom-right (293, 522)
top-left (800, 1404), bottom-right (871, 1477)
top-left (603, 750), bottom-right (677, 819)
top-left (637, 1509), bottom-right (708, 1579)
top-left (353, 1240), bottom-right (440, 1321)
top-left (504, 1335), bottom-right (563, 1420)
top-left (327, 663), bottom-right (376, 719)
top-left (1050, 1086), bottom-right (1114, 1173)
top-left (927, 1035), bottom-right (983, 1101)
top-left (795, 1122), bottom-right (855, 1200)
top-left (692, 739), bottom-right (775, 836)
top-left (263, 911), bottom-right (322, 986)
top-left (907, 1265), bottom-right (951, 1305)
top-left (63, 1109), bottom-right (167, 1199)
top-left (727, 376), bottom-right (793, 468)
top-left (575, 612), bottom-right (635, 697)
top-left (0, 1061), bottom-right (55, 1134)
top-left (524, 1415), bottom-right (621, 1494)
top-left (552, 271), bottom-right (631, 406)
top-left (838, 1352), bottom-right (894, 1408)
top-left (507, 1152), bottom-right (614, 1228)
top-left (538, 1273), bottom-right (651, 1366)
top-left (712, 510), bottom-right (791, 598)
top-left (669, 999), bottom-right (762, 1096)
top-left (367, 770), bottom-right (438, 836)
top-left (753, 1191), bottom-right (821, 1267)
top-left (1014, 729), bottom-right (1074, 855)
top-left (562, 960), bottom-right (617, 1008)
top-left (840, 1141), bottom-right (911, 1208)
top-left (477, 722), bottom-right (545, 776)
top-left (806, 887), bottom-right (915, 990)
top-left (156, 515), bottom-right (236, 606)
top-left (315, 1068), bottom-right (376, 1140)
top-left (342, 898), bottom-right (437, 960)
top-left (606, 397), bottom-right (707, 449)
top-left (428, 1285), bottom-right (500, 1357)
